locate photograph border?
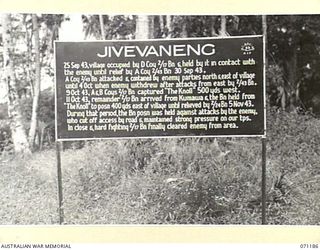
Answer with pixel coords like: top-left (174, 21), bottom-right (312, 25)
top-left (0, 0), bottom-right (320, 245)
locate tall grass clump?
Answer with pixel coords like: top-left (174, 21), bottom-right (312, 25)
top-left (58, 108), bottom-right (320, 225)
top-left (57, 137), bottom-right (264, 224)
top-left (1, 108), bottom-right (319, 225)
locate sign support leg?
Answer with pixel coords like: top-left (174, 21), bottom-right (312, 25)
top-left (261, 136), bottom-right (267, 224)
top-left (56, 141), bottom-right (64, 224)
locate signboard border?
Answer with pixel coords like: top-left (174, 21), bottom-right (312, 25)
top-left (54, 35), bottom-right (266, 141)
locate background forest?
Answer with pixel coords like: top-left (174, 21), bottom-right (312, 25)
top-left (0, 14), bottom-right (319, 225)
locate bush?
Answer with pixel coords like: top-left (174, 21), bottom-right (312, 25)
top-left (0, 107), bottom-right (319, 225)
top-left (57, 137), bottom-right (271, 224)
top-left (0, 119), bottom-right (13, 155)
top-left (0, 87), bottom-right (56, 154)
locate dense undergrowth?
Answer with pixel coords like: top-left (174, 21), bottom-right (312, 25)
top-left (0, 108), bottom-right (319, 224)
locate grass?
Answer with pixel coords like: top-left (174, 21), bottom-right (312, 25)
top-left (0, 152), bottom-right (58, 224)
top-left (0, 108), bottom-right (319, 225)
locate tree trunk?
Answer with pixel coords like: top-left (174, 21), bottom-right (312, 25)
top-left (232, 15), bottom-right (240, 31)
top-left (159, 15), bottom-right (164, 37)
top-left (99, 15), bottom-right (106, 39)
top-left (28, 14), bottom-right (41, 149)
top-left (220, 15), bottom-right (227, 36)
top-left (135, 15), bottom-right (154, 39)
top-left (23, 14), bottom-right (33, 97)
top-left (166, 15), bottom-right (172, 38)
top-left (1, 14), bottom-right (31, 155)
top-left (148, 16), bottom-right (154, 39)
top-left (209, 16), bottom-right (218, 36)
top-left (281, 16), bottom-right (299, 111)
top-left (286, 49), bottom-right (297, 110)
top-left (181, 16), bottom-right (188, 38)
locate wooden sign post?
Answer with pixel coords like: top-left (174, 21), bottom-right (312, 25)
top-left (55, 141), bottom-right (64, 224)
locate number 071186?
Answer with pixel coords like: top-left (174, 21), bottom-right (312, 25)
top-left (300, 244), bottom-right (319, 248)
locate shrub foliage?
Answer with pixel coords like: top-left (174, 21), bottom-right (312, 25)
top-left (0, 108), bottom-right (319, 224)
